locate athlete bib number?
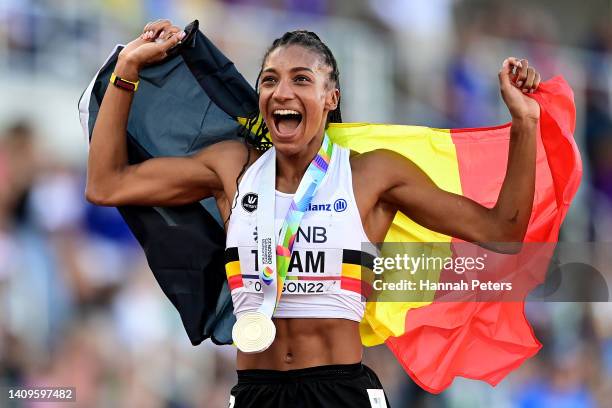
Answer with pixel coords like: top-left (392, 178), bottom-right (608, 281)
top-left (238, 247), bottom-right (342, 295)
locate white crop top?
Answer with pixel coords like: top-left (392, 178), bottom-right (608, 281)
top-left (225, 143), bottom-right (376, 322)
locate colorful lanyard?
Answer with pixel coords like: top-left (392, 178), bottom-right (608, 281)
top-left (232, 134), bottom-right (334, 353)
top-left (259, 133), bottom-right (334, 315)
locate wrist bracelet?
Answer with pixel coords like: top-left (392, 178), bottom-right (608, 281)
top-left (110, 72), bottom-right (139, 92)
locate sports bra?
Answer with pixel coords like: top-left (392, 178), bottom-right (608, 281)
top-left (225, 143), bottom-right (376, 322)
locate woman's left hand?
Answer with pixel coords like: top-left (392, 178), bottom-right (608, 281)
top-left (498, 57), bottom-right (541, 122)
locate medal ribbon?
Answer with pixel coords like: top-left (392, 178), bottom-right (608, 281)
top-left (256, 134), bottom-right (334, 317)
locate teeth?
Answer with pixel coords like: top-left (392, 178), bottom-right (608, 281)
top-left (273, 109), bottom-right (300, 116)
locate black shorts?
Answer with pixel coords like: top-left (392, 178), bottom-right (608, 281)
top-left (228, 363), bottom-right (390, 408)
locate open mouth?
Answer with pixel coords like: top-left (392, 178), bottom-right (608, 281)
top-left (272, 109), bottom-right (303, 136)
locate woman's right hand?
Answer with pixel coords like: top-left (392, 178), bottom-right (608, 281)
top-left (118, 20), bottom-right (185, 71)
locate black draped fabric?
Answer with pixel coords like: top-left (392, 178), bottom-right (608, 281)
top-left (79, 20), bottom-right (259, 345)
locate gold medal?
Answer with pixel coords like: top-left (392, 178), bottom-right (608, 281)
top-left (232, 311), bottom-right (276, 353)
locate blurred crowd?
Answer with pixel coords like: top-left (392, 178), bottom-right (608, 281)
top-left (1, 0), bottom-right (612, 407)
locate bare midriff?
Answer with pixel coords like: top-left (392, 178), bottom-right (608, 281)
top-left (236, 318), bottom-right (363, 370)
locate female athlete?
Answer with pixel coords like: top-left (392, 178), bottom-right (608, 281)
top-left (86, 19), bottom-right (541, 407)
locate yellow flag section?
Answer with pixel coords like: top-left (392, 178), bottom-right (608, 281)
top-left (327, 123), bottom-right (463, 346)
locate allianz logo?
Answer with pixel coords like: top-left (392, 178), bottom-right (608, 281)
top-left (308, 198), bottom-right (348, 212)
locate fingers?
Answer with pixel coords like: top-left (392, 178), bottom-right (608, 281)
top-left (523, 67), bottom-right (536, 93)
top-left (498, 57), bottom-right (519, 88)
top-left (532, 71), bottom-right (541, 93)
top-left (158, 31), bottom-right (185, 52)
top-left (143, 19), bottom-right (171, 33)
top-left (505, 57), bottom-right (523, 72)
top-left (514, 59), bottom-right (529, 87)
top-left (155, 26), bottom-right (182, 43)
top-left (141, 19), bottom-right (175, 40)
top-left (500, 57), bottom-right (541, 94)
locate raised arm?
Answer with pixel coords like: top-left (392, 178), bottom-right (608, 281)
top-left (377, 58), bottom-right (541, 251)
top-left (86, 21), bottom-right (238, 207)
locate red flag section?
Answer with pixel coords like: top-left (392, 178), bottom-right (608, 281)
top-left (385, 77), bottom-right (582, 393)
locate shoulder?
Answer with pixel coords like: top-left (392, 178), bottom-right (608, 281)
top-left (193, 139), bottom-right (256, 160)
top-left (191, 140), bottom-right (263, 196)
top-left (193, 140), bottom-right (262, 169)
top-left (200, 141), bottom-right (265, 208)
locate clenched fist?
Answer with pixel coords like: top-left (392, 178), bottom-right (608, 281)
top-left (118, 19), bottom-right (185, 71)
top-left (499, 57), bottom-right (541, 122)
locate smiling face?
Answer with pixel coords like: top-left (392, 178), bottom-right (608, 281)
top-left (258, 45), bottom-right (339, 156)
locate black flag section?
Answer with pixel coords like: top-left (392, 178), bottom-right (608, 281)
top-left (79, 20), bottom-right (260, 345)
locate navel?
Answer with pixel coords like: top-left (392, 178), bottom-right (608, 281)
top-left (284, 352), bottom-right (294, 364)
